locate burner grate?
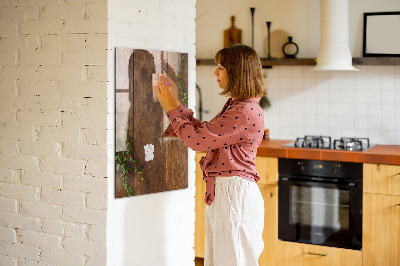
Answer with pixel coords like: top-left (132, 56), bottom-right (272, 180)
top-left (333, 137), bottom-right (370, 151)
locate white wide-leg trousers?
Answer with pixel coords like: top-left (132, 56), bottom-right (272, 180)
top-left (205, 176), bottom-right (265, 266)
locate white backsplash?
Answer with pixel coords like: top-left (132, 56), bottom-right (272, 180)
top-left (196, 65), bottom-right (400, 145)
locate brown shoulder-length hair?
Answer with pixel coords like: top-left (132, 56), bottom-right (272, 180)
top-left (214, 44), bottom-right (267, 99)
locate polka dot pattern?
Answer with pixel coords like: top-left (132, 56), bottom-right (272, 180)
top-left (162, 97), bottom-right (265, 206)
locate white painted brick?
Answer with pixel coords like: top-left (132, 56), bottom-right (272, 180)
top-left (37, 66), bottom-right (83, 82)
top-left (0, 139), bottom-right (18, 154)
top-left (86, 255), bottom-right (106, 266)
top-left (70, 0), bottom-right (107, 3)
top-left (19, 141), bottom-right (58, 157)
top-left (61, 207), bottom-right (106, 226)
top-left (85, 3), bottom-right (108, 20)
top-left (0, 7), bottom-right (39, 22)
top-left (20, 21), bottom-right (61, 35)
top-left (0, 126), bottom-right (34, 141)
top-left (61, 81), bottom-right (107, 98)
top-left (41, 219), bottom-right (64, 236)
top-left (0, 110), bottom-right (16, 125)
top-left (19, 51), bottom-right (62, 66)
top-left (64, 222), bottom-right (85, 239)
top-left (0, 226), bottom-right (17, 243)
top-left (86, 129), bottom-right (107, 145)
top-left (63, 237), bottom-right (106, 256)
top-left (38, 127), bottom-right (79, 143)
top-left (0, 212), bottom-right (41, 231)
top-left (17, 259), bottom-right (41, 266)
top-left (85, 65), bottom-right (107, 81)
top-left (18, 80), bottom-right (61, 97)
top-left (84, 160), bottom-right (106, 177)
top-left (86, 193), bottom-right (107, 210)
top-left (147, 12), bottom-right (174, 28)
top-left (87, 225), bottom-right (105, 243)
top-left (41, 4), bottom-right (84, 20)
top-left (0, 154), bottom-right (39, 171)
top-left (0, 36), bottom-right (40, 52)
top-left (85, 34), bottom-right (107, 50)
top-left (1, 0), bottom-right (62, 6)
top-left (19, 229), bottom-right (61, 251)
top-left (0, 51), bottom-right (17, 65)
top-left (38, 96), bottom-right (107, 114)
top-left (41, 188), bottom-right (85, 208)
top-left (63, 144), bottom-right (107, 161)
top-left (21, 171), bottom-right (62, 189)
top-left (0, 241), bottom-right (39, 261)
top-left (16, 111), bottom-right (61, 127)
top-left (62, 113), bottom-right (107, 129)
top-left (64, 175), bottom-right (107, 194)
top-left (0, 66), bottom-right (36, 81)
top-left (0, 183), bottom-right (39, 201)
top-left (0, 168), bottom-right (16, 183)
top-left (62, 19), bottom-right (107, 34)
top-left (63, 50), bottom-right (107, 65)
top-left (0, 196), bottom-right (17, 213)
top-left (20, 200), bottom-right (61, 219)
top-left (40, 158), bottom-right (84, 176)
top-left (42, 34), bottom-right (85, 51)
top-left (40, 249), bottom-right (85, 266)
top-left (0, 255), bottom-right (16, 266)
top-left (0, 81), bottom-right (15, 96)
top-left (4, 96), bottom-right (40, 112)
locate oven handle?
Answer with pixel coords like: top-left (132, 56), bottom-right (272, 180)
top-left (280, 177), bottom-right (357, 189)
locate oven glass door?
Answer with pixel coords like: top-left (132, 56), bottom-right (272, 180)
top-left (278, 177), bottom-right (362, 250)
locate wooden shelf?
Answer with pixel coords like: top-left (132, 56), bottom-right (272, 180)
top-left (196, 57), bottom-right (400, 67)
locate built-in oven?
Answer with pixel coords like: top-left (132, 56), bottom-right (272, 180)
top-left (278, 158), bottom-right (363, 250)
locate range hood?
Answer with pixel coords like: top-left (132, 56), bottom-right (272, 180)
top-left (314, 0), bottom-right (358, 71)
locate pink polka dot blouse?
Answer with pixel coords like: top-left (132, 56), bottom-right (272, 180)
top-left (162, 97), bottom-right (265, 205)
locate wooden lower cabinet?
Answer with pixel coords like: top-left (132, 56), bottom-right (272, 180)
top-left (363, 193), bottom-right (400, 266)
top-left (259, 185), bottom-right (278, 266)
top-left (363, 164), bottom-right (400, 196)
top-left (276, 241), bottom-right (362, 266)
top-left (195, 152), bottom-right (207, 258)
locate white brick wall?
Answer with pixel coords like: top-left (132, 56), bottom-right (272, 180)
top-left (0, 0), bottom-right (108, 265)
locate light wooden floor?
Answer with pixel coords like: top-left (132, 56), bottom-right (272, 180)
top-left (195, 257), bottom-right (204, 266)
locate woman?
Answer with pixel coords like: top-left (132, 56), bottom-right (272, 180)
top-left (154, 44), bottom-right (266, 266)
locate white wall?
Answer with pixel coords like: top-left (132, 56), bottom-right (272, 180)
top-left (0, 1), bottom-right (108, 265)
top-left (196, 0), bottom-right (400, 145)
top-left (107, 1), bottom-right (197, 266)
top-left (197, 0), bottom-right (400, 58)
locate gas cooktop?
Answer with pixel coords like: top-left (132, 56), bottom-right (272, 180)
top-left (282, 135), bottom-right (375, 151)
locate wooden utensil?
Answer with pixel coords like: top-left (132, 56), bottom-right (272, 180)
top-left (224, 16), bottom-right (242, 48)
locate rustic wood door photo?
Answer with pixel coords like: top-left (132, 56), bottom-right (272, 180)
top-left (115, 47), bottom-right (189, 198)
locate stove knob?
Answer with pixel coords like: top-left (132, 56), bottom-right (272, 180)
top-left (334, 164), bottom-right (341, 174)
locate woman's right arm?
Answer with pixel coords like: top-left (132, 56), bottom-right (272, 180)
top-left (162, 103), bottom-right (202, 137)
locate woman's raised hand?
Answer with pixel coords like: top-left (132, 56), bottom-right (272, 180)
top-left (160, 76), bottom-right (180, 109)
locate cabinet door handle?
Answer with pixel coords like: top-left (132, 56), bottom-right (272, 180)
top-left (397, 204), bottom-right (400, 207)
top-left (307, 252), bottom-right (328, 256)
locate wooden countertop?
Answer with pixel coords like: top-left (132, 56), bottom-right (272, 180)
top-left (256, 139), bottom-right (400, 165)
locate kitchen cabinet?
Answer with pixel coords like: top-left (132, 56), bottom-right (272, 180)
top-left (363, 163), bottom-right (400, 196)
top-left (363, 163), bottom-right (400, 266)
top-left (363, 193), bottom-right (400, 266)
top-left (259, 184), bottom-right (278, 266)
top-left (194, 154), bottom-right (279, 265)
top-left (195, 151), bottom-right (207, 258)
top-left (276, 241), bottom-right (362, 266)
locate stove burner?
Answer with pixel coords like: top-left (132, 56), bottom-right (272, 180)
top-left (295, 135), bottom-right (332, 149)
top-left (333, 137), bottom-right (370, 151)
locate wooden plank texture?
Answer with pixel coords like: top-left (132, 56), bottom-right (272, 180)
top-left (115, 48), bottom-right (188, 198)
